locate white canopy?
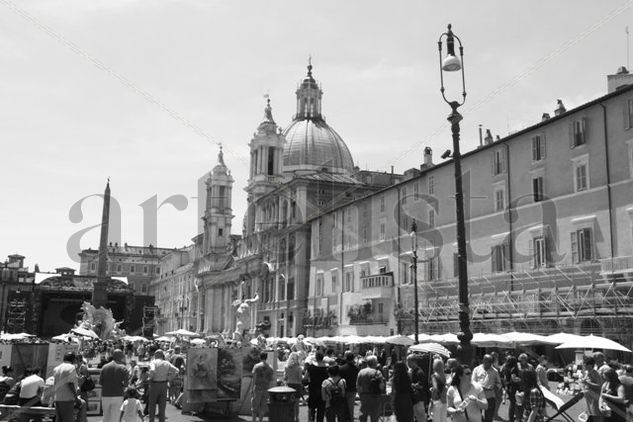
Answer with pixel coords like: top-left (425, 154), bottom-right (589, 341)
top-left (555, 334), bottom-right (632, 353)
top-left (164, 329), bottom-right (198, 337)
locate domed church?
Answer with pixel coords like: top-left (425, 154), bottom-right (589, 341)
top-left (194, 62), bottom-right (401, 338)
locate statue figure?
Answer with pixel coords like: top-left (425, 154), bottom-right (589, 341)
top-left (232, 284), bottom-right (259, 334)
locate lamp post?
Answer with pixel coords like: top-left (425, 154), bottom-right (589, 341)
top-left (438, 24), bottom-right (473, 365)
top-left (410, 220), bottom-right (419, 344)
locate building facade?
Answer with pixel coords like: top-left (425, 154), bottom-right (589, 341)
top-left (308, 69), bottom-right (633, 345)
top-left (79, 243), bottom-right (173, 294)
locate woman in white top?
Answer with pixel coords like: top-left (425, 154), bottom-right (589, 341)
top-left (447, 365), bottom-right (488, 422)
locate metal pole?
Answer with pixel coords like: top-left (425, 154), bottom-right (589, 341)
top-left (448, 102), bottom-right (473, 365)
top-left (412, 249), bottom-right (419, 344)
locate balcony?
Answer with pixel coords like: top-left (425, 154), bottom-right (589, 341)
top-left (601, 256), bottom-right (633, 275)
top-left (348, 314), bottom-right (389, 325)
top-left (360, 272), bottom-right (394, 299)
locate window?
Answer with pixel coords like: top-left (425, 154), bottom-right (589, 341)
top-left (428, 176), bottom-right (435, 195)
top-left (344, 271), bottom-right (354, 292)
top-left (574, 159), bottom-right (589, 192)
top-left (130, 265), bottom-right (135, 273)
top-left (156, 267), bottom-right (160, 274)
top-left (402, 187), bottom-right (407, 204)
top-left (377, 303), bottom-right (384, 317)
top-left (380, 196), bottom-right (385, 212)
top-left (532, 176), bottom-right (544, 202)
top-left (316, 274), bottom-right (324, 296)
top-left (414, 183), bottom-right (419, 196)
top-left (117, 264), bottom-right (122, 273)
top-left (571, 228), bottom-right (593, 263)
top-left (532, 135), bottom-right (546, 161)
top-left (400, 262), bottom-right (409, 284)
top-left (143, 265), bottom-right (148, 274)
top-left (331, 272), bottom-right (338, 293)
top-left (425, 252), bottom-right (441, 281)
top-left (494, 185), bottom-right (505, 212)
top-left (491, 244), bottom-right (508, 273)
top-left (571, 118), bottom-right (587, 147)
top-left (361, 227), bottom-right (368, 243)
top-left (627, 99), bottom-right (633, 130)
top-left (428, 209), bottom-right (435, 228)
top-left (379, 223), bottom-right (386, 241)
top-left (492, 149), bottom-right (506, 175)
top-left (90, 262), bottom-right (96, 271)
top-left (360, 263), bottom-right (370, 277)
top-left (533, 237), bottom-right (547, 268)
top-left (142, 284), bottom-right (147, 293)
top-left (218, 228), bottom-right (223, 237)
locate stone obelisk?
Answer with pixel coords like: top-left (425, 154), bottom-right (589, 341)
top-left (92, 179), bottom-right (110, 308)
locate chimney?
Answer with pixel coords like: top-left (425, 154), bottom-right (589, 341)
top-left (542, 113), bottom-right (551, 121)
top-left (423, 147), bottom-right (433, 166)
top-left (607, 66), bottom-right (633, 93)
top-left (554, 99), bottom-right (566, 116)
top-left (484, 129), bottom-right (493, 145)
top-left (496, 135), bottom-right (501, 141)
top-left (478, 125), bottom-right (483, 148)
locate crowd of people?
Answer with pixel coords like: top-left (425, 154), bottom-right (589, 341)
top-left (251, 337), bottom-right (633, 422)
top-left (0, 339), bottom-right (187, 422)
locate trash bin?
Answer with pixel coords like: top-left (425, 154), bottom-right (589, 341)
top-left (267, 386), bottom-right (297, 422)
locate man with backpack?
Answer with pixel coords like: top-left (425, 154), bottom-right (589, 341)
top-left (356, 355), bottom-right (385, 422)
top-left (322, 365), bottom-right (347, 422)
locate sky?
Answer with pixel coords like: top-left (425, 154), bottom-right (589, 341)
top-left (0, 0), bottom-right (631, 271)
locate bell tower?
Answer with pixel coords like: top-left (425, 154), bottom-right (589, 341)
top-left (203, 146), bottom-right (234, 254)
top-left (245, 97), bottom-right (285, 234)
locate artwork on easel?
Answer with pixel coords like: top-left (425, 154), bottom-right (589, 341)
top-left (216, 348), bottom-right (242, 399)
top-left (187, 348), bottom-right (218, 390)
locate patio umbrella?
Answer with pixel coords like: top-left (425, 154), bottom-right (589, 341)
top-left (164, 329), bottom-right (198, 337)
top-left (71, 327), bottom-right (99, 339)
top-left (555, 334), bottom-right (632, 353)
top-left (191, 338), bottom-right (206, 345)
top-left (503, 331), bottom-right (550, 345)
top-left (155, 336), bottom-right (176, 343)
top-left (407, 333), bottom-right (434, 343)
top-left (472, 333), bottom-right (514, 348)
top-left (385, 335), bottom-right (415, 346)
top-left (544, 333), bottom-right (585, 345)
top-left (408, 342), bottom-right (452, 358)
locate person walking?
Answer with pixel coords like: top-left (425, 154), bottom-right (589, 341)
top-left (618, 365), bottom-right (633, 422)
top-left (53, 352), bottom-right (83, 422)
top-left (339, 351), bottom-right (360, 422)
top-left (251, 351), bottom-right (274, 422)
top-left (408, 354), bottom-right (429, 422)
top-left (601, 367), bottom-right (627, 422)
top-left (522, 370), bottom-right (545, 422)
top-left (390, 361), bottom-right (414, 422)
top-left (583, 356), bottom-right (604, 422)
top-left (322, 365), bottom-right (347, 422)
top-left (306, 351), bottom-right (329, 422)
top-left (431, 358), bottom-right (448, 422)
top-left (356, 355), bottom-right (385, 422)
top-left (284, 352), bottom-right (304, 422)
top-left (147, 349), bottom-right (178, 422)
top-left (502, 356), bottom-right (521, 422)
top-left (447, 365), bottom-right (488, 422)
top-left (473, 354), bottom-right (503, 422)
top-left (100, 349), bottom-right (130, 422)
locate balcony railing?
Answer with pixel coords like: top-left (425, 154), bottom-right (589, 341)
top-left (601, 256), bottom-right (633, 274)
top-left (361, 272), bottom-right (394, 299)
top-left (348, 314), bottom-right (388, 325)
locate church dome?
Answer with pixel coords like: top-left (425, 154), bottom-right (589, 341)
top-left (281, 61), bottom-right (355, 174)
top-left (282, 119), bottom-right (354, 174)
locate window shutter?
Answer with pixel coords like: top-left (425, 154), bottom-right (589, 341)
top-left (569, 121), bottom-right (575, 149)
top-left (625, 100), bottom-right (632, 130)
top-left (532, 137), bottom-right (537, 161)
top-left (435, 254), bottom-right (441, 280)
top-left (528, 240), bottom-right (534, 269)
top-left (541, 135), bottom-right (546, 159)
top-left (491, 151), bottom-right (496, 175)
top-left (584, 229), bottom-right (593, 261)
top-left (582, 118), bottom-right (588, 144)
top-left (570, 232), bottom-right (578, 264)
top-left (491, 247), bottom-right (497, 273)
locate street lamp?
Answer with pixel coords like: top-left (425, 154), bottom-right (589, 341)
top-left (410, 220), bottom-right (419, 344)
top-left (438, 23), bottom-right (473, 365)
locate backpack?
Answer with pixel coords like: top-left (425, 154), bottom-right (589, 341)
top-left (80, 374), bottom-right (95, 392)
top-left (328, 379), bottom-right (345, 405)
top-left (369, 370), bottom-right (383, 395)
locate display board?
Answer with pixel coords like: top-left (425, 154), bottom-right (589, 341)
top-left (45, 342), bottom-right (79, 378)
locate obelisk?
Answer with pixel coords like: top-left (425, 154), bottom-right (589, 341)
top-left (92, 179), bottom-right (110, 308)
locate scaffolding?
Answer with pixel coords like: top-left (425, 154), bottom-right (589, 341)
top-left (404, 261), bottom-right (633, 339)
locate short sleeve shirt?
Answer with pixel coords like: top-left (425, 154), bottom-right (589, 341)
top-left (53, 362), bottom-right (78, 402)
top-left (120, 398), bottom-right (143, 422)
